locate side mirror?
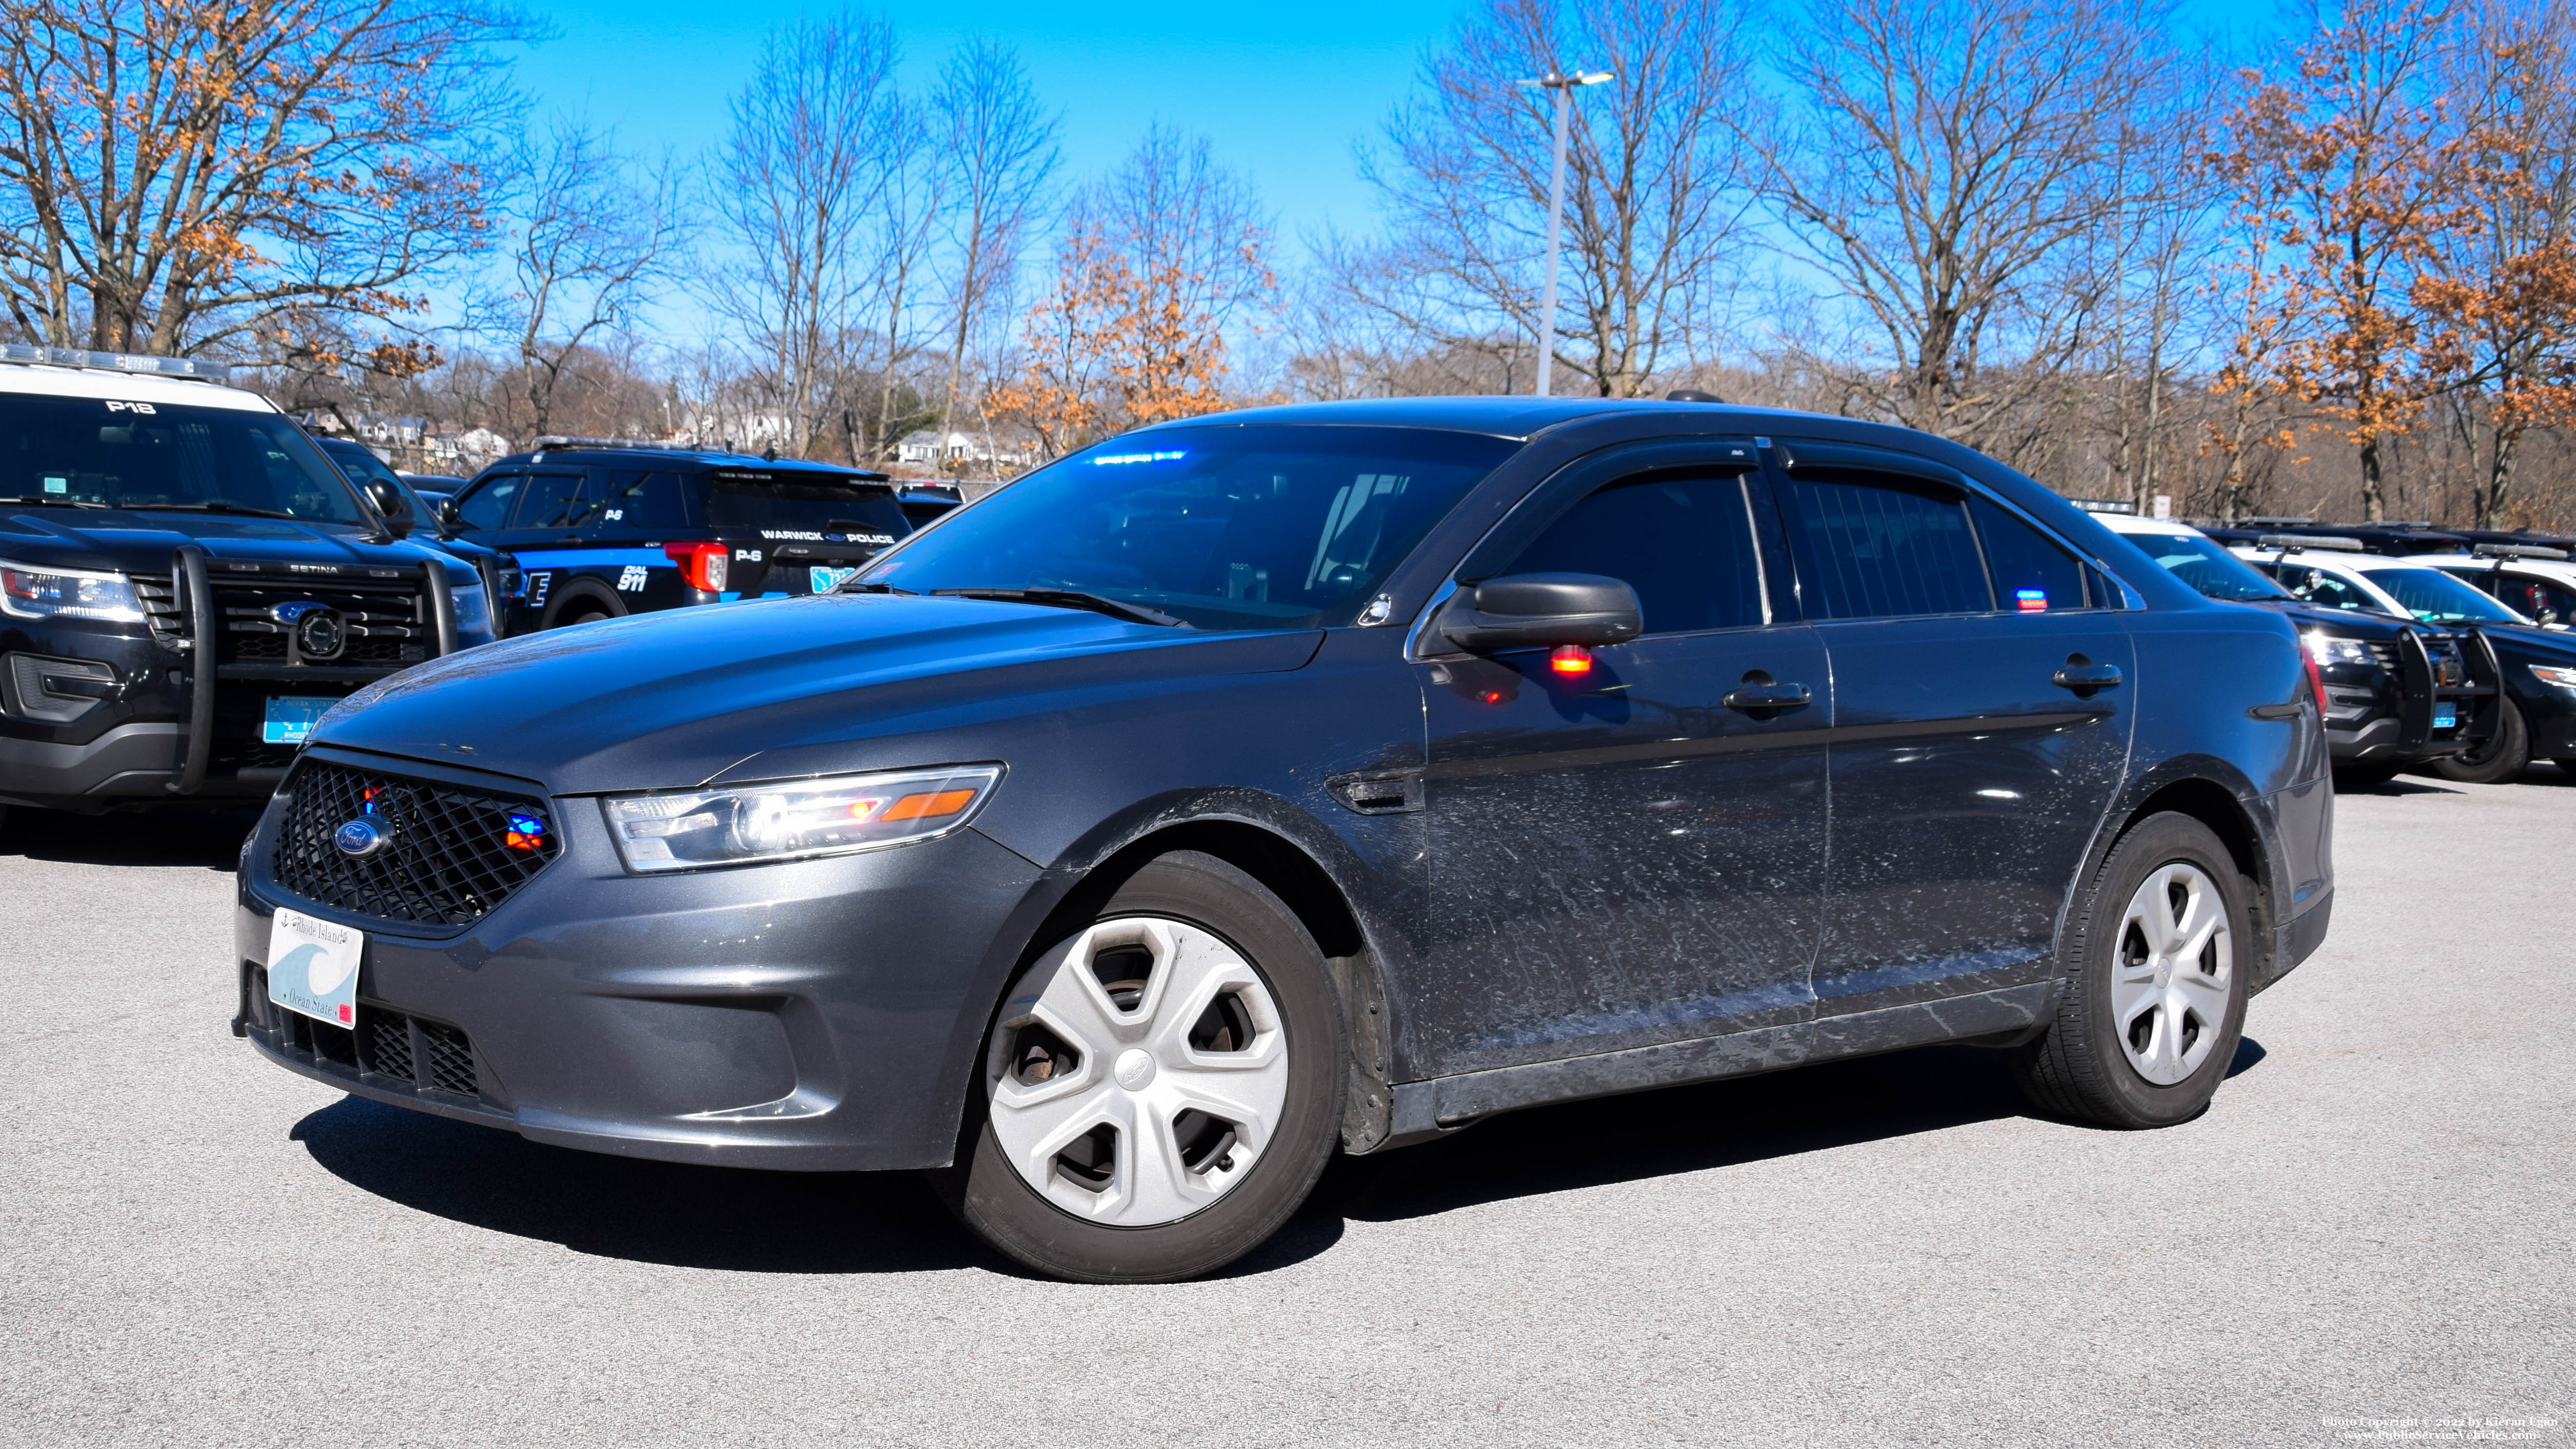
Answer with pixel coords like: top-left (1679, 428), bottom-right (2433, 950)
top-left (1441, 572), bottom-right (1643, 653)
top-left (434, 497), bottom-right (463, 529)
top-left (363, 479), bottom-right (416, 539)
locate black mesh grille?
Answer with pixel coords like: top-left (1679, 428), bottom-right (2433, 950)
top-left (250, 972), bottom-right (489, 1104)
top-left (366, 1010), bottom-right (415, 1081)
top-left (419, 1021), bottom-right (479, 1095)
top-left (2367, 640), bottom-right (2402, 674)
top-left (270, 760), bottom-right (559, 929)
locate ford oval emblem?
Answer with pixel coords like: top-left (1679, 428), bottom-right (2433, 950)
top-left (333, 818), bottom-right (387, 857)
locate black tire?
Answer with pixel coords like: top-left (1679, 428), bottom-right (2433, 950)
top-left (552, 606), bottom-right (612, 629)
top-left (2425, 697), bottom-right (2529, 784)
top-left (937, 851), bottom-right (1345, 1282)
top-left (2332, 762), bottom-right (2403, 789)
top-left (2015, 813), bottom-right (2252, 1128)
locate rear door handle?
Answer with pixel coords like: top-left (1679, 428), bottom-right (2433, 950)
top-left (1721, 682), bottom-right (1813, 712)
top-left (2052, 663), bottom-right (2123, 691)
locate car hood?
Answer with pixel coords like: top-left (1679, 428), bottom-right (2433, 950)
top-left (0, 507), bottom-right (453, 577)
top-left (310, 593), bottom-right (1325, 793)
top-left (2479, 622), bottom-right (2576, 664)
top-left (2240, 599), bottom-right (2422, 638)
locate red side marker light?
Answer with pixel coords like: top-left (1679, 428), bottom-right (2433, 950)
top-left (2302, 649), bottom-right (2328, 716)
top-left (1549, 645), bottom-right (1594, 677)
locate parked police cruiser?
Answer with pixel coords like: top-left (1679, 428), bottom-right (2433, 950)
top-left (438, 438), bottom-right (914, 632)
top-left (0, 345), bottom-right (495, 820)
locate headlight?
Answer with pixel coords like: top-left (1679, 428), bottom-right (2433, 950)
top-left (601, 764), bottom-right (1004, 873)
top-left (2303, 632), bottom-right (2375, 668)
top-left (2529, 664), bottom-right (2576, 691)
top-left (0, 562), bottom-right (145, 623)
top-left (449, 583), bottom-right (490, 635)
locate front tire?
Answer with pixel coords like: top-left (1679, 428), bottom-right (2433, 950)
top-left (2424, 697), bottom-right (2529, 784)
top-left (941, 851), bottom-right (1345, 1282)
top-left (2015, 813), bottom-right (2251, 1128)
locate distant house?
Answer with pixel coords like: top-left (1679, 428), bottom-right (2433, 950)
top-left (896, 429), bottom-right (1033, 469)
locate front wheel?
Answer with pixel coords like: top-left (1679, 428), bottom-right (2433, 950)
top-left (2424, 697), bottom-right (2529, 784)
top-left (937, 851), bottom-right (1345, 1282)
top-left (2015, 813), bottom-right (2251, 1128)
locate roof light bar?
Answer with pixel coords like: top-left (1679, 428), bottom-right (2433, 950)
top-left (2473, 543), bottom-right (2570, 561)
top-left (2257, 533), bottom-right (2365, 553)
top-left (0, 343), bottom-right (230, 382)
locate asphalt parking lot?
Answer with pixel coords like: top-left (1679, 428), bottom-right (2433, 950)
top-left (2, 772), bottom-right (2570, 1449)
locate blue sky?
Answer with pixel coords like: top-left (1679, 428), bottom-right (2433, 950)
top-left (516, 0), bottom-right (1474, 255)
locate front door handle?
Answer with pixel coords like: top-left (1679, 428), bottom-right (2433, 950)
top-left (1721, 681), bottom-right (1813, 712)
top-left (2052, 662), bottom-right (2124, 692)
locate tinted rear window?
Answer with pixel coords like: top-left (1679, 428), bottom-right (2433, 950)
top-left (704, 469), bottom-right (910, 544)
top-left (1785, 471), bottom-right (1991, 619)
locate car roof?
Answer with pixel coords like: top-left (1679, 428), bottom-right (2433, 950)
top-left (2094, 513), bottom-right (2207, 537)
top-left (0, 359), bottom-right (276, 412)
top-left (2410, 552), bottom-right (2576, 578)
top-left (1133, 395), bottom-right (1839, 440)
top-left (486, 447), bottom-right (885, 477)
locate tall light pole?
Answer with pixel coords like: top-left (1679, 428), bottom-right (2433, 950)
top-left (1522, 68), bottom-right (1612, 398)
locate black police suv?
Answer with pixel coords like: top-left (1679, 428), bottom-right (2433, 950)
top-left (0, 346), bottom-right (496, 818)
top-left (2104, 522), bottom-right (2492, 785)
top-left (234, 398), bottom-right (2333, 1282)
top-left (439, 439), bottom-right (914, 633)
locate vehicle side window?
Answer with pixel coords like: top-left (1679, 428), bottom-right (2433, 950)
top-left (2273, 563), bottom-right (2377, 612)
top-left (1782, 470), bottom-right (1990, 619)
top-left (513, 471), bottom-right (585, 529)
top-left (1500, 471), bottom-right (1766, 635)
top-left (1969, 495), bottom-right (2089, 611)
top-left (2489, 574), bottom-right (2576, 626)
top-left (589, 469), bottom-right (693, 530)
top-left (454, 472), bottom-right (521, 532)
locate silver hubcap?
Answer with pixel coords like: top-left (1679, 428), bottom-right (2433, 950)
top-left (987, 917), bottom-right (1289, 1226)
top-left (2113, 862), bottom-right (2233, 1085)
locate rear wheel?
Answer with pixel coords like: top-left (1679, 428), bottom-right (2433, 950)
top-left (2015, 813), bottom-right (2250, 1128)
top-left (2425, 697), bottom-right (2529, 784)
top-left (938, 851), bottom-right (1344, 1282)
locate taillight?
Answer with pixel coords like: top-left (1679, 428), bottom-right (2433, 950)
top-left (664, 542), bottom-right (728, 592)
top-left (2302, 648), bottom-right (2328, 716)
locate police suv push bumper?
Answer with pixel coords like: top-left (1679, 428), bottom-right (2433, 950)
top-left (233, 746), bottom-right (1050, 1171)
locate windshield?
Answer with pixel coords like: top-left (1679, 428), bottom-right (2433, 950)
top-left (0, 391), bottom-right (368, 524)
top-left (859, 425), bottom-right (1520, 630)
top-left (2368, 566), bottom-right (2529, 625)
top-left (705, 469), bottom-right (911, 544)
top-left (2130, 530), bottom-right (2289, 602)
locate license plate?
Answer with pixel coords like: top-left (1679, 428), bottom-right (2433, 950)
top-left (261, 695), bottom-right (338, 746)
top-left (268, 908), bottom-right (362, 1027)
top-left (2434, 703), bottom-right (2458, 730)
top-left (810, 565), bottom-right (861, 593)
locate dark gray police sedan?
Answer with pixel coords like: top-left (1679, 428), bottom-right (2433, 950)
top-left (233, 398), bottom-right (2334, 1281)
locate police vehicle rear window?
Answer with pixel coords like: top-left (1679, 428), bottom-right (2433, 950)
top-left (704, 469), bottom-right (908, 545)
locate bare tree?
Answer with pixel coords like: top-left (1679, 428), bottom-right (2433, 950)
top-left (0, 0), bottom-right (525, 362)
top-left (1347, 0), bottom-right (1754, 397)
top-left (704, 8), bottom-right (909, 460)
top-left (930, 38), bottom-right (1059, 444)
top-left (1747, 0), bottom-right (2173, 460)
top-left (473, 120), bottom-right (690, 440)
top-left (2421, 0), bottom-right (2576, 526)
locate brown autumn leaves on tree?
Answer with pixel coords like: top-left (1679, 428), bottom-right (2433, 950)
top-left (992, 130), bottom-right (1274, 456)
top-left (0, 0), bottom-right (525, 374)
top-left (2214, 0), bottom-right (2576, 525)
